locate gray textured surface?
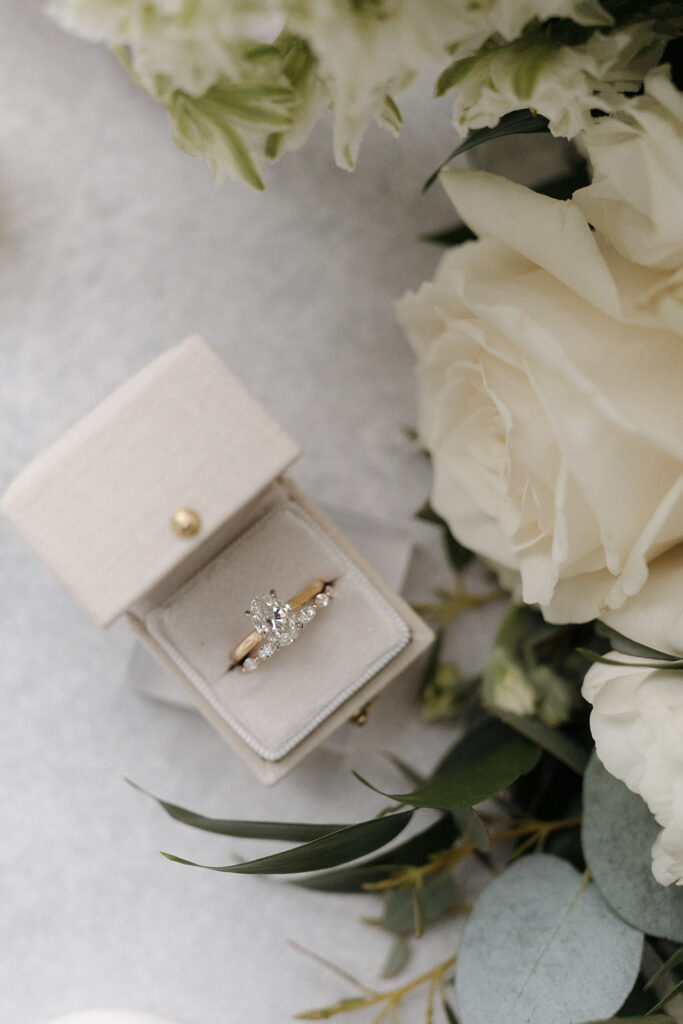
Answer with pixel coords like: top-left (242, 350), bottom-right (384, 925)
top-left (0, 4), bottom-right (474, 1022)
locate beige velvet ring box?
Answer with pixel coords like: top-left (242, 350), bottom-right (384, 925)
top-left (2, 336), bottom-right (433, 783)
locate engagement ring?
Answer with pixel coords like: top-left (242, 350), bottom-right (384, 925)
top-left (229, 578), bottom-right (334, 673)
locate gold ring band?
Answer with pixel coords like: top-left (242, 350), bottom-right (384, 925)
top-left (229, 578), bottom-right (334, 673)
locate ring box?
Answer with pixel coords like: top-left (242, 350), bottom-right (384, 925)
top-left (2, 337), bottom-right (433, 783)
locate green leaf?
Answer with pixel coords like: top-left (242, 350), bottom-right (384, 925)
top-left (418, 629), bottom-right (445, 699)
top-left (582, 754), bottom-right (683, 942)
top-left (452, 807), bottom-right (490, 852)
top-left (442, 997), bottom-right (459, 1023)
top-left (580, 1016), bottom-right (675, 1023)
top-left (484, 706), bottom-right (589, 775)
top-left (415, 502), bottom-right (474, 570)
top-left (161, 810), bottom-right (413, 875)
top-left (293, 815), bottom-right (458, 892)
top-left (456, 854), bottom-right (643, 1024)
top-left (421, 223), bottom-right (477, 248)
top-left (577, 648), bottom-right (683, 671)
top-left (422, 109), bottom-right (549, 192)
top-left (648, 977), bottom-right (683, 1015)
top-left (127, 779), bottom-right (344, 841)
top-left (593, 622), bottom-right (678, 661)
top-left (644, 945), bottom-right (683, 991)
top-left (383, 870), bottom-right (457, 937)
top-left (381, 935), bottom-right (410, 978)
top-left (354, 719), bottom-right (539, 810)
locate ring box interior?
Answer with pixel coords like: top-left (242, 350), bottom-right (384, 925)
top-left (1, 336), bottom-right (433, 783)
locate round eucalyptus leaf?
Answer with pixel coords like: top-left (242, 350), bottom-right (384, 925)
top-left (582, 752), bottom-right (683, 942)
top-left (456, 854), bottom-right (642, 1024)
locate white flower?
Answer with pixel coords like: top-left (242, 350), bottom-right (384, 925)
top-left (396, 148), bottom-right (683, 627)
top-left (164, 35), bottom-right (325, 189)
top-left (49, 0), bottom-right (616, 177)
top-left (574, 66), bottom-right (683, 270)
top-left (284, 0), bottom-right (477, 170)
top-left (449, 21), bottom-right (665, 139)
top-left (480, 0), bottom-right (611, 42)
top-left (49, 0), bottom-right (282, 96)
top-left (583, 655), bottom-right (683, 886)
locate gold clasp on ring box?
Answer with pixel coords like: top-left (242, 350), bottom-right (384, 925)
top-left (171, 507), bottom-right (201, 538)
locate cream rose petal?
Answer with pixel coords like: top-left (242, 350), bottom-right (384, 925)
top-left (604, 545), bottom-right (683, 657)
top-left (574, 67), bottom-right (683, 270)
top-left (583, 656), bottom-right (683, 886)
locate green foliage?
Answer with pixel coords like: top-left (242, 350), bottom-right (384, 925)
top-left (644, 944), bottom-right (683, 992)
top-left (456, 854), bottom-right (644, 1024)
top-left (582, 754), bottom-right (683, 942)
top-left (128, 779), bottom-right (344, 840)
top-left (161, 809), bottom-right (413, 875)
top-left (415, 502), bottom-right (474, 571)
top-left (381, 935), bottom-right (410, 978)
top-left (483, 605), bottom-right (589, 727)
top-left (354, 717), bottom-right (540, 810)
top-left (293, 815), bottom-right (458, 893)
top-left (423, 109), bottom-right (550, 192)
top-left (382, 868), bottom-right (457, 938)
top-left (485, 706), bottom-right (589, 775)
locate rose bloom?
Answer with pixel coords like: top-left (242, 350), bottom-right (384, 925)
top-left (397, 67), bottom-right (683, 636)
top-left (583, 654), bottom-right (683, 886)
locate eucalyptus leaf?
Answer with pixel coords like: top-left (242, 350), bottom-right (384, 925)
top-left (383, 870), bottom-right (457, 937)
top-left (293, 815), bottom-right (458, 892)
top-left (381, 935), bottom-right (410, 978)
top-left (582, 754), bottom-right (683, 942)
top-left (455, 854), bottom-right (643, 1024)
top-left (452, 807), bottom-right (490, 852)
top-left (128, 779), bottom-right (344, 841)
top-left (484, 706), bottom-right (589, 775)
top-left (358, 718), bottom-right (539, 811)
top-left (161, 810), bottom-right (413, 875)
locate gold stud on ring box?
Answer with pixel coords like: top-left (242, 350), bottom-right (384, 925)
top-left (171, 507), bottom-right (201, 538)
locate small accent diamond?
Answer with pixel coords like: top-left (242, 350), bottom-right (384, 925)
top-left (258, 640), bottom-right (277, 659)
top-left (242, 656), bottom-right (259, 673)
top-left (298, 604), bottom-right (317, 624)
top-left (315, 591), bottom-right (331, 609)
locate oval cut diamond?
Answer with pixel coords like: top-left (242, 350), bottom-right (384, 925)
top-left (250, 592), bottom-right (299, 646)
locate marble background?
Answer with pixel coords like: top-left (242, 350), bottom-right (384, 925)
top-left (0, 5), bottom-right (564, 1021)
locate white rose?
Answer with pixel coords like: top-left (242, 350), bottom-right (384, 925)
top-left (574, 67), bottom-right (683, 271)
top-left (582, 654), bottom-right (683, 886)
top-left (396, 161), bottom-right (683, 627)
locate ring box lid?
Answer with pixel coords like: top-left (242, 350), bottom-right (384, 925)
top-left (1, 336), bottom-right (301, 626)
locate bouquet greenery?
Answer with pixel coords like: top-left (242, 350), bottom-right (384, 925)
top-left (52, 1), bottom-right (683, 1021)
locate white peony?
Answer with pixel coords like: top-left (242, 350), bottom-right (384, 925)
top-left (449, 22), bottom-right (665, 140)
top-left (583, 654), bottom-right (683, 886)
top-left (397, 122), bottom-right (683, 628)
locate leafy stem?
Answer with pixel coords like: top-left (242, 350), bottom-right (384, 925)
top-left (364, 815), bottom-right (582, 893)
top-left (413, 586), bottom-right (505, 627)
top-left (294, 952), bottom-right (457, 1020)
